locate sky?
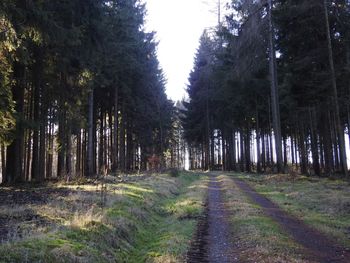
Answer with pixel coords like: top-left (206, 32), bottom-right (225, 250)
top-left (145, 0), bottom-right (223, 102)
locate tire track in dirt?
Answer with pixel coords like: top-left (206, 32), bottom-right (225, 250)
top-left (187, 174), bottom-right (238, 263)
top-left (233, 178), bottom-right (350, 263)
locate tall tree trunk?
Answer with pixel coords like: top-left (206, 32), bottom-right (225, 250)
top-left (299, 121), bottom-right (308, 175)
top-left (31, 49), bottom-right (43, 181)
top-left (268, 0), bottom-right (284, 173)
top-left (291, 135), bottom-right (295, 165)
top-left (232, 130), bottom-right (237, 171)
top-left (119, 101), bottom-right (126, 172)
top-left (256, 105), bottom-right (261, 173)
top-left (66, 124), bottom-right (72, 181)
top-left (6, 62), bottom-right (25, 183)
top-left (87, 89), bottom-right (94, 177)
top-left (46, 108), bottom-right (54, 179)
top-left (99, 109), bottom-right (104, 172)
top-left (112, 86), bottom-right (119, 172)
top-left (57, 105), bottom-right (66, 178)
top-left (322, 110), bottom-right (334, 174)
top-left (309, 108), bottom-right (320, 176)
top-left (240, 131), bottom-right (245, 171)
top-left (262, 131), bottom-right (266, 171)
top-left (1, 144), bottom-right (5, 183)
top-left (108, 109), bottom-right (114, 170)
top-left (245, 129), bottom-right (251, 172)
top-left (323, 0), bottom-right (348, 176)
top-left (76, 129), bottom-right (82, 177)
top-left (221, 130), bottom-right (226, 171)
top-left (39, 102), bottom-right (46, 181)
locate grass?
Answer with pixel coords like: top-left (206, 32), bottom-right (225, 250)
top-left (233, 173), bottom-right (350, 248)
top-left (0, 172), bottom-right (208, 263)
top-left (218, 174), bottom-right (308, 263)
top-left (122, 174), bottom-right (208, 263)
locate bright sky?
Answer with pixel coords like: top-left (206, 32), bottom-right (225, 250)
top-left (145, 0), bottom-right (223, 102)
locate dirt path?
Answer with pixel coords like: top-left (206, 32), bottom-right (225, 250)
top-left (233, 178), bottom-right (350, 263)
top-left (187, 174), bottom-right (238, 263)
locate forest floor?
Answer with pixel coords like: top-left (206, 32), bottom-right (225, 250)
top-left (0, 171), bottom-right (350, 262)
top-left (188, 172), bottom-right (350, 263)
top-left (0, 172), bottom-right (208, 262)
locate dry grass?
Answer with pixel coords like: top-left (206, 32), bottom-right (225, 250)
top-left (0, 172), bottom-right (207, 263)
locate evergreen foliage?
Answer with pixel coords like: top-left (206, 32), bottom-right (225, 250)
top-left (0, 0), bottom-right (175, 183)
top-left (183, 0), bottom-right (350, 176)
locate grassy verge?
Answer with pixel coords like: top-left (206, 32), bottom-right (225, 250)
top-left (0, 172), bottom-right (207, 263)
top-left (219, 175), bottom-right (308, 263)
top-left (233, 173), bottom-right (350, 248)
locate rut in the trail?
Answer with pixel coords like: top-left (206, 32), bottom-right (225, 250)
top-left (233, 178), bottom-right (350, 263)
top-left (187, 175), bottom-right (238, 263)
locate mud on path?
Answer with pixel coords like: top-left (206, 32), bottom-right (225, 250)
top-left (233, 178), bottom-right (350, 263)
top-left (187, 174), bottom-right (238, 263)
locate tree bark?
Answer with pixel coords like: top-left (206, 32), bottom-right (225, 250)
top-left (268, 0), bottom-right (284, 173)
top-left (6, 62), bottom-right (25, 183)
top-left (112, 86), bottom-right (119, 172)
top-left (87, 89), bottom-right (94, 177)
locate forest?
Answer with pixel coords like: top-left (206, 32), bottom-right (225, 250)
top-left (0, 0), bottom-right (349, 262)
top-left (184, 0), bottom-right (350, 177)
top-left (0, 0), bottom-right (187, 184)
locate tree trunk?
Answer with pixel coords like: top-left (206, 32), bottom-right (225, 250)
top-left (31, 50), bottom-right (43, 182)
top-left (98, 109), bottom-right (104, 172)
top-left (119, 101), bottom-right (126, 172)
top-left (112, 86), bottom-right (119, 172)
top-left (87, 89), bottom-right (94, 177)
top-left (299, 121), bottom-right (308, 175)
top-left (66, 124), bottom-right (72, 181)
top-left (256, 106), bottom-right (261, 173)
top-left (1, 145), bottom-right (6, 183)
top-left (57, 105), bottom-right (66, 178)
top-left (39, 104), bottom-right (46, 181)
top-left (76, 129), bottom-right (82, 177)
top-left (268, 0), bottom-right (284, 173)
top-left (323, 0), bottom-right (348, 176)
top-left (6, 62), bottom-right (25, 183)
top-left (46, 108), bottom-right (54, 179)
top-left (309, 108), bottom-right (320, 176)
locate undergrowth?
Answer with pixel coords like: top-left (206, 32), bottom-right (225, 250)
top-left (0, 172), bottom-right (207, 263)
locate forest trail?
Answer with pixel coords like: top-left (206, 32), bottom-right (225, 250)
top-left (188, 173), bottom-right (350, 263)
top-left (233, 178), bottom-right (350, 263)
top-left (187, 173), bottom-right (238, 263)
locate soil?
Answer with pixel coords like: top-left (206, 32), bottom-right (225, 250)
top-left (233, 178), bottom-right (350, 263)
top-left (187, 174), bottom-right (238, 263)
top-left (0, 186), bottom-right (72, 243)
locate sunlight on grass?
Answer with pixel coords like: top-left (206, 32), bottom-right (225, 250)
top-left (0, 172), bottom-right (207, 263)
top-left (220, 175), bottom-right (307, 263)
top-left (237, 173), bottom-right (350, 247)
top-left (119, 184), bottom-right (154, 193)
